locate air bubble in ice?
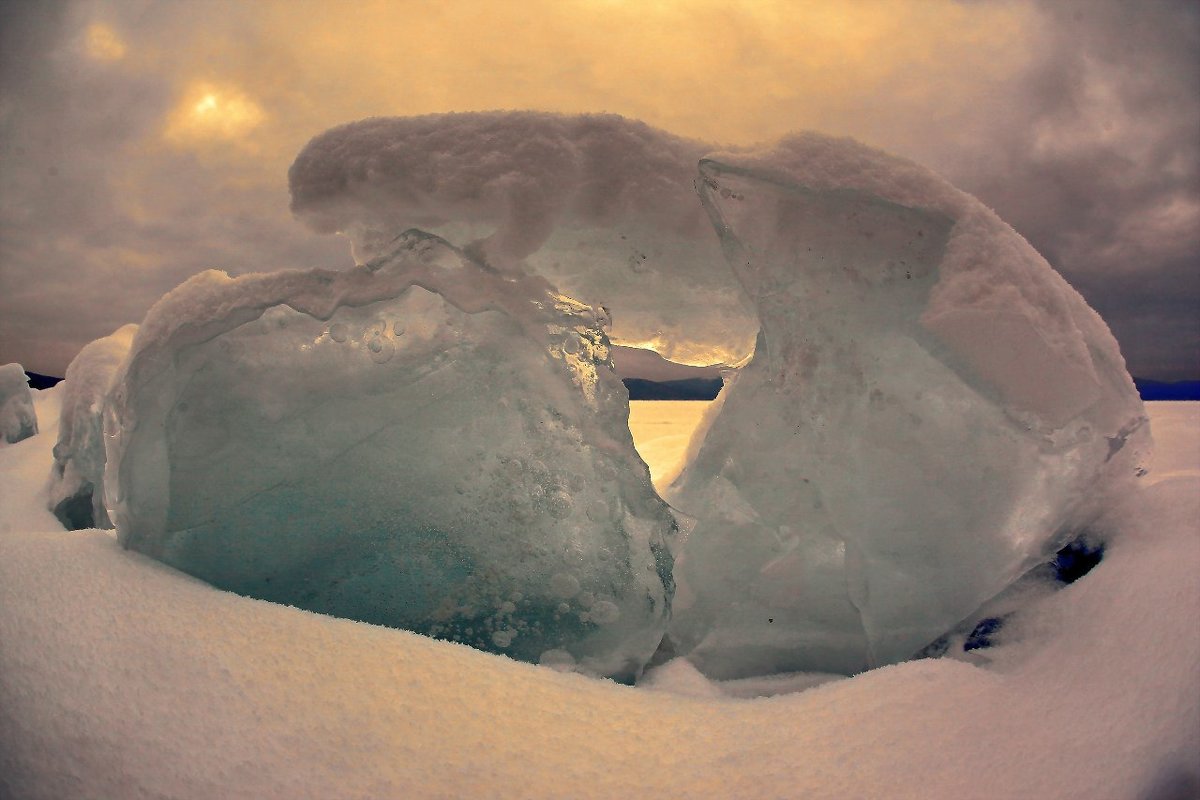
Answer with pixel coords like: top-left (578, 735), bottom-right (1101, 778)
top-left (538, 649), bottom-right (577, 672)
top-left (590, 600), bottom-right (620, 625)
top-left (550, 572), bottom-right (580, 598)
top-left (546, 489), bottom-right (573, 519)
top-left (367, 336), bottom-right (394, 363)
top-left (328, 323), bottom-right (349, 342)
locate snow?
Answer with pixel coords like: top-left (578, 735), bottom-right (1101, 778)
top-left (1, 391), bottom-right (1197, 799)
top-left (0, 363), bottom-right (38, 446)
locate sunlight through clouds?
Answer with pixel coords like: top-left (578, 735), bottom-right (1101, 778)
top-left (164, 82), bottom-right (266, 146)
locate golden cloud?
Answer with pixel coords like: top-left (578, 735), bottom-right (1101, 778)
top-left (84, 22), bottom-right (127, 62)
top-left (163, 82), bottom-right (266, 147)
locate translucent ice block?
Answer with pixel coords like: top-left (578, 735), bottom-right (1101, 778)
top-left (108, 232), bottom-right (675, 680)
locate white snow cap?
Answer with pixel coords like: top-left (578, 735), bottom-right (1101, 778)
top-left (289, 111), bottom-right (711, 266)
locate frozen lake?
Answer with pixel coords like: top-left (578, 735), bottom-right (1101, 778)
top-left (627, 400), bottom-right (713, 490)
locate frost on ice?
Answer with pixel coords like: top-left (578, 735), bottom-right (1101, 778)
top-left (106, 230), bottom-right (675, 680)
top-left (46, 325), bottom-right (137, 530)
top-left (286, 112), bottom-right (1149, 678)
top-left (0, 363), bottom-right (38, 446)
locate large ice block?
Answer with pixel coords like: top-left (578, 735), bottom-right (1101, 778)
top-left (47, 325), bottom-right (138, 529)
top-left (107, 231), bottom-right (675, 680)
top-left (0, 363), bottom-right (37, 446)
top-left (288, 114), bottom-right (1150, 678)
top-left (662, 149), bottom-right (1150, 677)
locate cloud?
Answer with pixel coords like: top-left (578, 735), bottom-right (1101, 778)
top-left (0, 0), bottom-right (1195, 379)
top-left (932, 0), bottom-right (1200, 380)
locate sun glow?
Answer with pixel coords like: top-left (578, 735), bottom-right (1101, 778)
top-left (164, 82), bottom-right (265, 146)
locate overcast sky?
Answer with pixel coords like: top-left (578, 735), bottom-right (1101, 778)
top-left (1, 0), bottom-right (1196, 380)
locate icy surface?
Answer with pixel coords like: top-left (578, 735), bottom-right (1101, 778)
top-left (0, 363), bottom-right (37, 445)
top-left (106, 231), bottom-right (674, 679)
top-left (289, 112), bottom-right (757, 367)
top-left (290, 112), bottom-right (1151, 677)
top-left (0, 395), bottom-right (1197, 799)
top-left (45, 325), bottom-right (137, 530)
top-left (666, 149), bottom-right (1150, 677)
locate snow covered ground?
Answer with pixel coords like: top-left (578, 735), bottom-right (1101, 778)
top-left (1, 390), bottom-right (1197, 799)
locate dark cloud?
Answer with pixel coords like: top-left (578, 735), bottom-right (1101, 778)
top-left (0, 0), bottom-right (1195, 380)
top-left (0, 1), bottom-right (350, 375)
top-left (929, 0), bottom-right (1200, 380)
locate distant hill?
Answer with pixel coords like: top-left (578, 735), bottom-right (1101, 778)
top-left (1134, 379), bottom-right (1200, 401)
top-left (623, 377), bottom-right (722, 401)
top-left (624, 376), bottom-right (1199, 402)
top-left (21, 369), bottom-right (1197, 402)
top-left (24, 372), bottom-right (63, 390)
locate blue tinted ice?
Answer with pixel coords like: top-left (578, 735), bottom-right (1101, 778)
top-left (107, 232), bottom-right (674, 680)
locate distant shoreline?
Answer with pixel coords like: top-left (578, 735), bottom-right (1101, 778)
top-left (20, 370), bottom-right (1200, 401)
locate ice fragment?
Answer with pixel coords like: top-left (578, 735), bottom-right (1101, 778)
top-left (0, 363), bottom-right (37, 446)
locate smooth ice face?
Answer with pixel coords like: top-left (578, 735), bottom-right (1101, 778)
top-left (47, 325), bottom-right (137, 529)
top-left (0, 363), bottom-right (37, 446)
top-left (662, 157), bottom-right (1150, 677)
top-left (108, 232), bottom-right (675, 680)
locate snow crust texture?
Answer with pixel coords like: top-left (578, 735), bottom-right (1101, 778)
top-left (106, 231), bottom-right (675, 679)
top-left (0, 363), bottom-right (37, 445)
top-left (46, 325), bottom-right (137, 530)
top-left (0, 392), bottom-right (1196, 800)
top-left (288, 112), bottom-right (1150, 676)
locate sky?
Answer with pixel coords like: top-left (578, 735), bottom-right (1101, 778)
top-left (0, 0), bottom-right (1196, 381)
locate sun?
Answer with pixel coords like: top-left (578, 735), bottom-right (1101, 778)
top-left (164, 82), bottom-right (266, 147)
